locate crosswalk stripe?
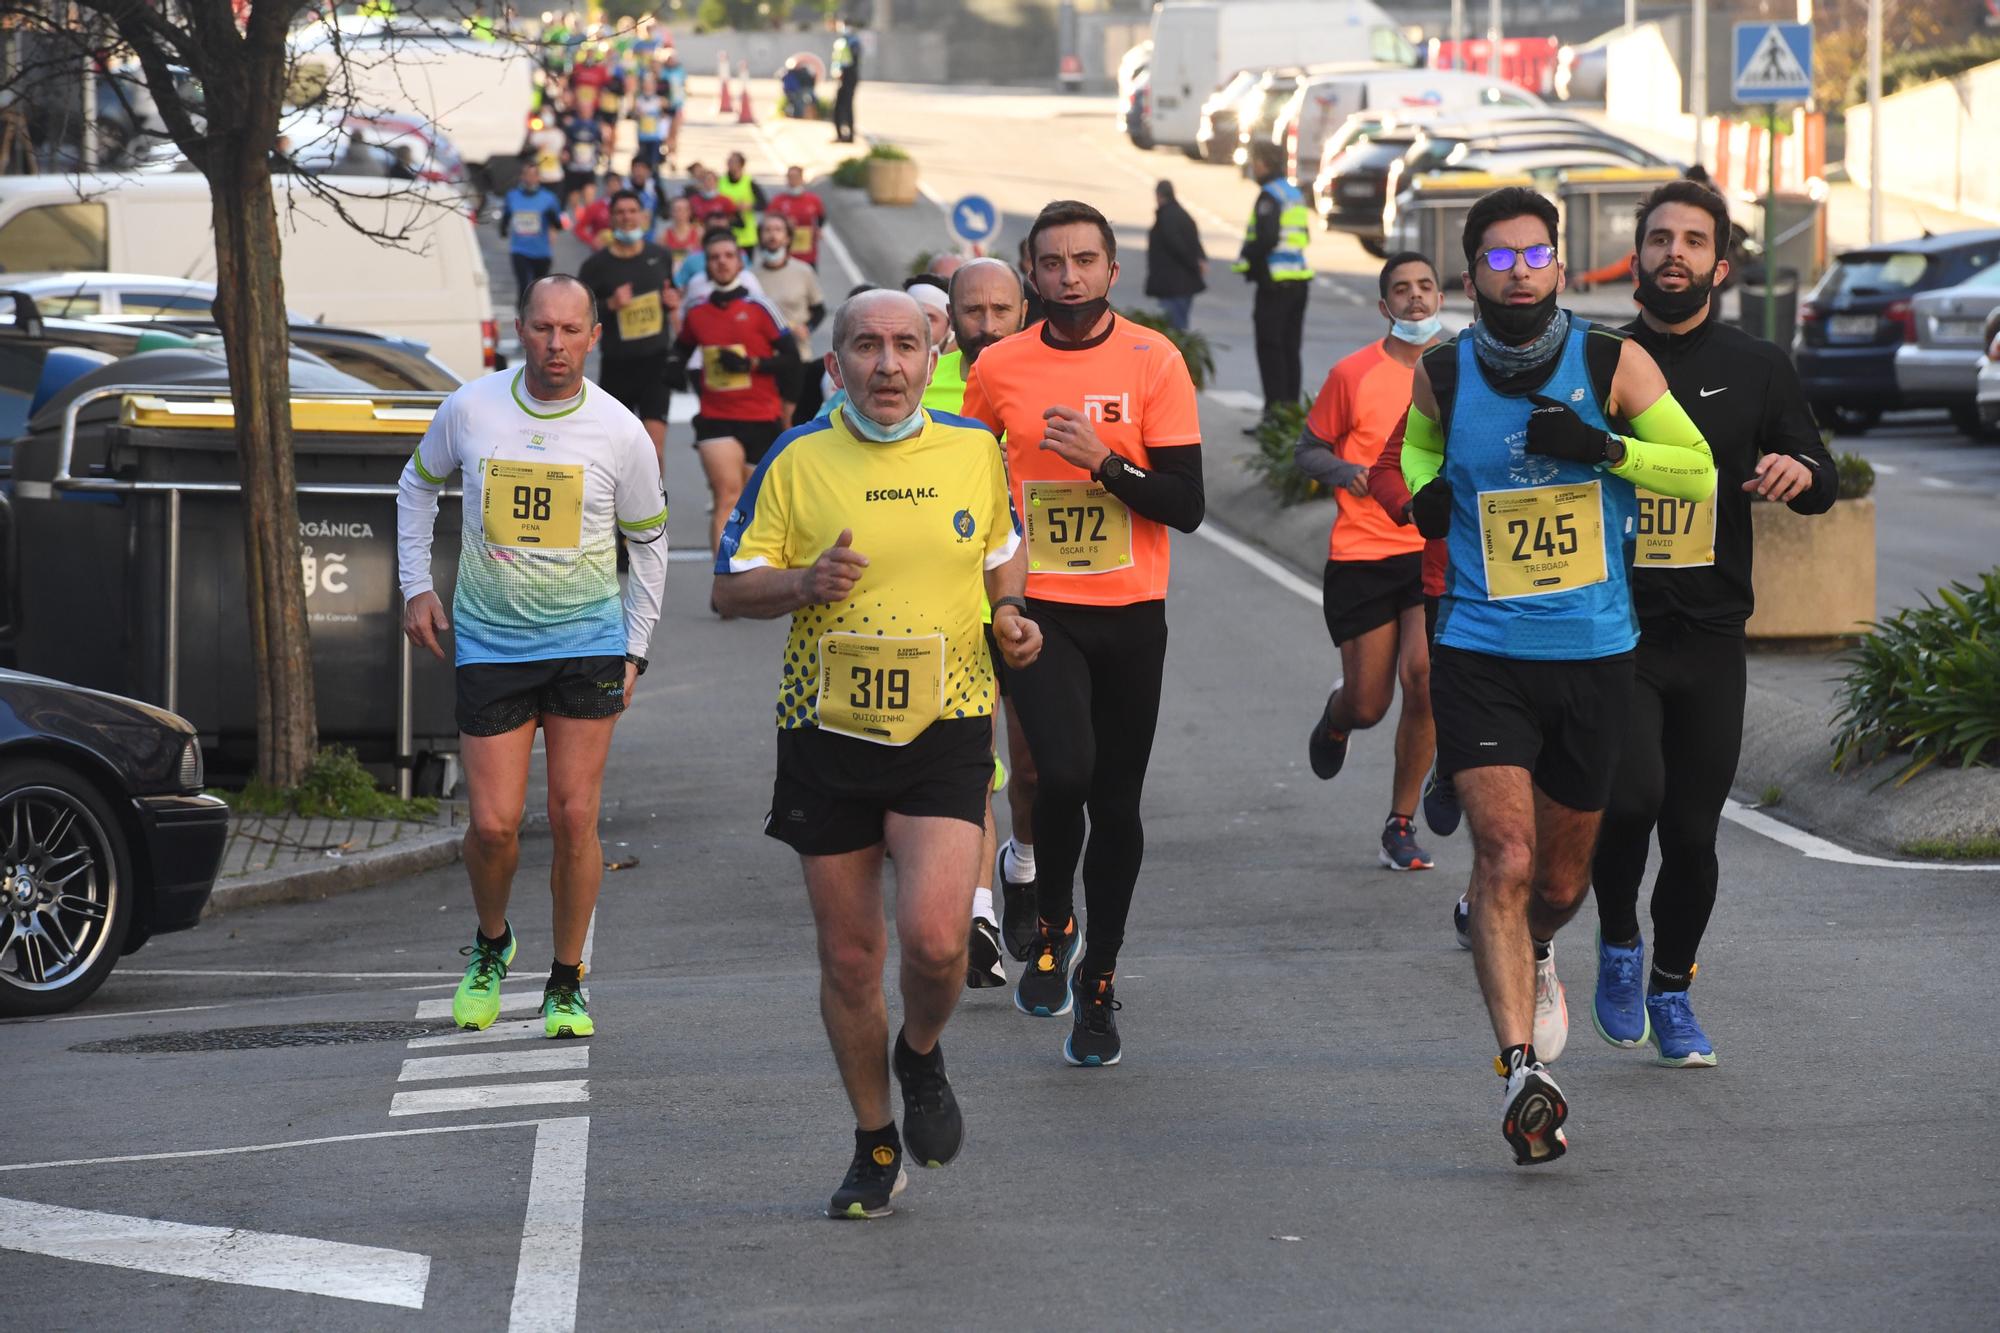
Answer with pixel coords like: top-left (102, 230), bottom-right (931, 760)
top-left (398, 1047), bottom-right (588, 1083)
top-left (405, 1019), bottom-right (547, 1049)
top-left (388, 1081), bottom-right (590, 1117)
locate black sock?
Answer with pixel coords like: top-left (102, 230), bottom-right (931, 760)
top-left (1606, 931), bottom-right (1641, 950)
top-left (547, 960), bottom-right (582, 990)
top-left (1649, 965), bottom-right (1693, 994)
top-left (1499, 1043), bottom-right (1539, 1077)
top-left (1077, 950), bottom-right (1116, 983)
top-left (478, 922), bottom-right (512, 951)
top-left (856, 1122), bottom-right (901, 1158)
top-left (894, 1027), bottom-right (939, 1070)
top-left (1531, 937), bottom-right (1552, 962)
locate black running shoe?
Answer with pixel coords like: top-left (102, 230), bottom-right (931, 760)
top-left (966, 917), bottom-right (1007, 989)
top-left (1308, 704), bottom-right (1349, 780)
top-left (892, 1030), bottom-right (964, 1168)
top-left (999, 869), bottom-right (1038, 963)
top-left (1014, 916), bottom-right (1080, 1017)
top-left (1063, 973), bottom-right (1123, 1067)
top-left (828, 1136), bottom-right (907, 1219)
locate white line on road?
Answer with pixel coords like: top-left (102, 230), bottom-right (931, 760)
top-left (36, 1002), bottom-right (226, 1024)
top-left (1189, 520), bottom-right (1321, 604)
top-left (1919, 476), bottom-right (1956, 489)
top-left (1718, 799), bottom-right (2000, 871)
top-left (399, 1047), bottom-right (589, 1083)
top-left (508, 1117), bottom-right (591, 1333)
top-left (1203, 388), bottom-right (1265, 413)
top-left (0, 1119), bottom-right (555, 1175)
top-left (414, 990), bottom-right (546, 1021)
top-left (1872, 462), bottom-right (1899, 474)
top-left (406, 1019), bottom-right (547, 1049)
top-left (120, 969), bottom-right (451, 979)
top-left (389, 1080), bottom-right (591, 1117)
top-left (0, 1196), bottom-right (431, 1309)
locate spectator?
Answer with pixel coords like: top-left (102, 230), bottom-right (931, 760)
top-left (1145, 180), bottom-right (1207, 330)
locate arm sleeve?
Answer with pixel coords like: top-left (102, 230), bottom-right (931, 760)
top-left (1368, 414), bottom-right (1415, 522)
top-left (615, 428), bottom-right (670, 655)
top-left (1099, 444), bottom-right (1203, 532)
top-left (1293, 370), bottom-right (1360, 485)
top-left (1400, 404), bottom-right (1445, 494)
top-left (1609, 392), bottom-right (1716, 502)
top-left (497, 205), bottom-right (512, 238)
top-left (806, 301), bottom-right (827, 331)
top-left (1762, 353), bottom-right (1838, 515)
top-left (395, 403), bottom-right (459, 601)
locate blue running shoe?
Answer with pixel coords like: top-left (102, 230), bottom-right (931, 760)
top-left (1592, 929), bottom-right (1650, 1048)
top-left (1452, 895), bottom-right (1472, 951)
top-left (1647, 989), bottom-right (1717, 1068)
top-left (1378, 815), bottom-right (1434, 871)
top-left (1422, 764), bottom-right (1461, 838)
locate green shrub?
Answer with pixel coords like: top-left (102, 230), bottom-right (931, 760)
top-left (222, 746), bottom-right (439, 822)
top-left (1116, 307), bottom-right (1216, 391)
top-left (1240, 396), bottom-right (1325, 507)
top-left (866, 141), bottom-right (911, 162)
top-left (830, 156), bottom-right (868, 188)
top-left (1836, 451), bottom-right (1875, 500)
top-left (908, 250), bottom-right (935, 278)
top-left (1845, 37), bottom-right (2000, 107)
top-left (1831, 568), bottom-right (2000, 787)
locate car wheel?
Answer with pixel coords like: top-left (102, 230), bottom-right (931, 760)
top-left (1359, 236), bottom-right (1389, 259)
top-left (0, 759), bottom-right (133, 1018)
top-left (1823, 405), bottom-right (1881, 436)
top-left (1182, 145), bottom-right (1204, 161)
top-left (1947, 404), bottom-right (1988, 439)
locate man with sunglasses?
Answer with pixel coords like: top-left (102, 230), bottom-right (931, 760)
top-left (1399, 187), bottom-right (1715, 1165)
top-left (1588, 180), bottom-right (1835, 1069)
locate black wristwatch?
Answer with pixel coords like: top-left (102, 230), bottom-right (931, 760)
top-left (624, 653), bottom-right (649, 675)
top-left (992, 596), bottom-right (1028, 616)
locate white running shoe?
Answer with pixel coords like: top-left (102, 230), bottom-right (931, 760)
top-left (1499, 1053), bottom-right (1569, 1166)
top-left (1532, 944), bottom-right (1569, 1061)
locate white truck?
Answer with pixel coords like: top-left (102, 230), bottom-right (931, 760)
top-left (1146, 0), bottom-right (1417, 155)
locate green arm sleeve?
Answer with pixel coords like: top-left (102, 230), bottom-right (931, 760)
top-left (1609, 392), bottom-right (1716, 501)
top-left (1400, 405), bottom-right (1445, 494)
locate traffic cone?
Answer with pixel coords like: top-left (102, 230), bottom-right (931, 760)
top-left (736, 62), bottom-right (756, 124)
top-left (718, 52), bottom-right (733, 115)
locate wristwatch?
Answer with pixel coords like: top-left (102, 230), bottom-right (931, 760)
top-left (992, 596), bottom-right (1028, 616)
top-left (624, 653), bottom-right (649, 675)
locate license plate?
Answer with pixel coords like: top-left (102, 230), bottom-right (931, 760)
top-left (1829, 314), bottom-right (1877, 339)
top-left (1341, 181), bottom-right (1374, 197)
top-left (1938, 317), bottom-right (1985, 341)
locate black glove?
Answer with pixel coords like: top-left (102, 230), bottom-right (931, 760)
top-left (1409, 477), bottom-right (1453, 539)
top-left (1526, 394), bottom-right (1616, 465)
top-left (715, 348), bottom-right (753, 374)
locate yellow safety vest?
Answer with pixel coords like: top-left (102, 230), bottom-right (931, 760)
top-left (717, 172), bottom-right (759, 249)
top-left (1233, 179), bottom-right (1314, 282)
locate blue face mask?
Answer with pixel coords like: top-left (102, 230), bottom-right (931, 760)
top-left (1390, 314), bottom-right (1444, 345)
top-left (611, 227), bottom-right (647, 246)
top-left (841, 403), bottom-right (926, 443)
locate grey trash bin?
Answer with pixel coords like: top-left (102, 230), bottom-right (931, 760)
top-left (1736, 268), bottom-right (1800, 345)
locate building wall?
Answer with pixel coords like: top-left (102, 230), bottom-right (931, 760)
top-left (1843, 59), bottom-right (2000, 225)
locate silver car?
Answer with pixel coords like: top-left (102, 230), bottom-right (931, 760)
top-left (1893, 264), bottom-right (2000, 436)
top-left (1977, 339), bottom-right (2000, 436)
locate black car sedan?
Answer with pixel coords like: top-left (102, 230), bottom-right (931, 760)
top-left (1796, 229), bottom-right (2000, 434)
top-left (0, 668), bottom-right (228, 1016)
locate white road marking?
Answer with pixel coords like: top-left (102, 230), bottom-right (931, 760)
top-left (1189, 520), bottom-right (1321, 604)
top-left (667, 548), bottom-right (712, 564)
top-left (414, 990), bottom-right (546, 1021)
top-left (1718, 799), bottom-right (2000, 871)
top-left (399, 1047), bottom-right (589, 1083)
top-left (36, 1002), bottom-right (226, 1024)
top-left (0, 1119), bottom-right (555, 1174)
top-left (1919, 476), bottom-right (1956, 489)
top-left (1203, 388), bottom-right (1265, 412)
top-left (508, 1116), bottom-right (591, 1333)
top-left (389, 1080), bottom-right (591, 1117)
top-left (0, 1196), bottom-right (430, 1309)
top-left (120, 969), bottom-right (450, 979)
top-left (1871, 462), bottom-right (1899, 474)
top-left (406, 1019), bottom-right (547, 1049)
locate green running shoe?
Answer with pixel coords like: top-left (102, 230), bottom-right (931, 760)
top-left (543, 981), bottom-right (594, 1039)
top-left (451, 929), bottom-right (516, 1031)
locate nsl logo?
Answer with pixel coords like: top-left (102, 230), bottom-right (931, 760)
top-left (1083, 393), bottom-right (1131, 425)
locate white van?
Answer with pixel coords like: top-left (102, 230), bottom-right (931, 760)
top-left (1279, 67), bottom-right (1545, 197)
top-left (0, 173), bottom-right (496, 378)
top-left (1147, 1), bottom-right (1416, 154)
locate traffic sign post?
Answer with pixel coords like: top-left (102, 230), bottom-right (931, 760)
top-left (947, 194), bottom-right (1000, 252)
top-left (1733, 21), bottom-right (1813, 344)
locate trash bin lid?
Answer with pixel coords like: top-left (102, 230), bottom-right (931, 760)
top-left (26, 347), bottom-right (379, 436)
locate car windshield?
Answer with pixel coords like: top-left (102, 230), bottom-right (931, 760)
top-left (1829, 251), bottom-right (1932, 295)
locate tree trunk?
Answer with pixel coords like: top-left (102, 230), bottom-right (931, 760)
top-left (207, 149), bottom-right (318, 786)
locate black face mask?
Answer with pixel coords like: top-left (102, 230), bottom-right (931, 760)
top-left (1473, 288), bottom-right (1559, 345)
top-left (1043, 295), bottom-right (1111, 341)
top-left (1635, 257), bottom-right (1716, 324)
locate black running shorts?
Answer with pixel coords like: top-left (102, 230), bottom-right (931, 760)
top-left (1321, 552), bottom-right (1425, 646)
top-left (693, 415), bottom-right (783, 464)
top-left (599, 353), bottom-right (672, 423)
top-left (766, 717), bottom-right (992, 856)
top-left (456, 656), bottom-right (628, 737)
top-left (1428, 645), bottom-right (1635, 812)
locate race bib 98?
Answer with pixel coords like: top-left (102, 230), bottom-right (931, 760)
top-left (483, 460), bottom-right (584, 550)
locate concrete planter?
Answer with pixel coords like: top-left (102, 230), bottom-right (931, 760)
top-left (1746, 496), bottom-right (1876, 640)
top-left (865, 157), bottom-right (919, 206)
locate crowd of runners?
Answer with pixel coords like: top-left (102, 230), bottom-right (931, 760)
top-left (400, 157), bottom-right (1836, 1213)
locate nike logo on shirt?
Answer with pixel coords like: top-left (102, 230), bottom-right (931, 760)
top-left (1699, 387), bottom-right (1727, 398)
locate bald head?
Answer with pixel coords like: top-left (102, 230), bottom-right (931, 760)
top-left (948, 258), bottom-right (1026, 366)
top-left (830, 289), bottom-right (935, 429)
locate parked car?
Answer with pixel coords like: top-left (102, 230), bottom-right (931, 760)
top-left (1125, 66), bottom-right (1154, 149)
top-left (1554, 37), bottom-right (1611, 102)
top-left (1977, 317), bottom-right (2000, 436)
top-left (0, 669), bottom-right (228, 1016)
top-left (1234, 68), bottom-right (1307, 170)
top-left (0, 272), bottom-right (298, 324)
top-left (1796, 229), bottom-right (2000, 434)
top-left (1318, 127), bottom-right (1423, 255)
top-left (1892, 265), bottom-right (2000, 436)
top-left (1276, 66), bottom-right (1543, 200)
top-left (1196, 68), bottom-right (1264, 163)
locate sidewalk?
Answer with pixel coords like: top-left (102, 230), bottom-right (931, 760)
top-left (205, 808), bottom-right (465, 916)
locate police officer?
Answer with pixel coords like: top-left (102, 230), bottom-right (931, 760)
top-left (1236, 141), bottom-right (1313, 432)
top-left (831, 21), bottom-right (861, 143)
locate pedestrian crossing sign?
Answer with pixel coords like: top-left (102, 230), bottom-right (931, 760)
top-left (1733, 22), bottom-right (1813, 103)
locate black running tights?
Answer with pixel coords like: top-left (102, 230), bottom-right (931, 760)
top-left (1006, 598), bottom-right (1168, 979)
top-left (1591, 625), bottom-right (1747, 977)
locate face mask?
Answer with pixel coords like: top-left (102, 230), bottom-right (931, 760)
top-left (786, 185), bottom-right (804, 196)
top-left (757, 247), bottom-right (787, 266)
top-left (1474, 288), bottom-right (1558, 346)
top-left (611, 227), bottom-right (646, 245)
top-left (699, 186), bottom-right (718, 199)
top-left (1635, 257), bottom-right (1716, 324)
top-left (842, 403), bottom-right (925, 443)
top-left (1043, 295), bottom-right (1110, 341)
top-left (1390, 314), bottom-right (1443, 345)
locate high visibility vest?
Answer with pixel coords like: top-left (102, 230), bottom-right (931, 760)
top-left (717, 172), bottom-right (759, 248)
top-left (1233, 179), bottom-right (1313, 282)
top-left (832, 35), bottom-right (855, 75)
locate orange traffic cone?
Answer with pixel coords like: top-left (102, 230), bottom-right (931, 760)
top-left (736, 62), bottom-right (756, 124)
top-left (718, 52), bottom-right (733, 115)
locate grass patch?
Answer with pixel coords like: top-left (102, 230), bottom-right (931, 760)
top-left (1240, 396), bottom-right (1325, 507)
top-left (1832, 568), bottom-right (2000, 787)
top-left (1897, 836), bottom-right (2000, 861)
top-left (1835, 451), bottom-right (1875, 500)
top-left (215, 746), bottom-right (438, 822)
top-left (830, 156), bottom-right (868, 188)
top-left (1758, 784), bottom-right (1783, 807)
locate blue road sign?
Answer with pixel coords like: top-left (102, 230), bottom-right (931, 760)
top-left (948, 194), bottom-right (1000, 246)
top-left (1733, 22), bottom-right (1813, 104)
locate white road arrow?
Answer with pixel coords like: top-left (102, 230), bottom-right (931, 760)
top-left (0, 1195), bottom-right (431, 1309)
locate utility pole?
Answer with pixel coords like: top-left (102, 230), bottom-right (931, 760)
top-left (1690, 0), bottom-right (1708, 170)
top-left (1487, 0), bottom-right (1503, 80)
top-left (1867, 0), bottom-right (1882, 243)
top-left (1449, 0), bottom-right (1464, 70)
top-left (1625, 0), bottom-right (1636, 31)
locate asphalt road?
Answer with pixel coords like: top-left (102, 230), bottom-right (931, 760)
top-left (5, 85), bottom-right (1995, 1331)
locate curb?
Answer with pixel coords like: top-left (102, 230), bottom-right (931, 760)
top-left (203, 827), bottom-right (464, 917)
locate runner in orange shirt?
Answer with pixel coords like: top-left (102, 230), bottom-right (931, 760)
top-left (1293, 252), bottom-right (1446, 871)
top-left (960, 200), bottom-right (1205, 1068)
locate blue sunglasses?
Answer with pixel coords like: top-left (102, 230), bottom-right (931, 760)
top-left (1479, 244), bottom-right (1557, 272)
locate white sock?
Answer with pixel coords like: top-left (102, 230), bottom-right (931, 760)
top-left (1002, 838), bottom-right (1036, 883)
top-left (972, 886), bottom-right (996, 926)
